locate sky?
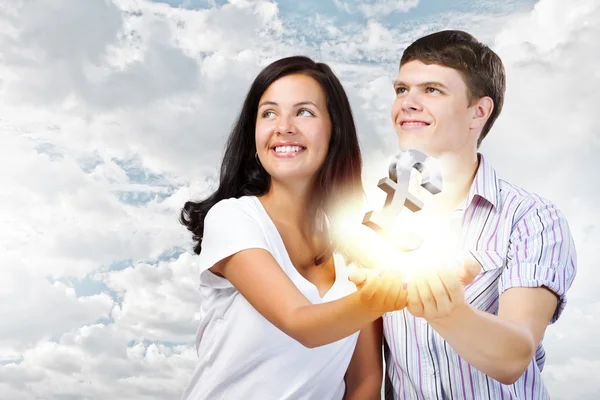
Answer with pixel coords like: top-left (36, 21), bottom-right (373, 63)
top-left (0, 0), bottom-right (598, 399)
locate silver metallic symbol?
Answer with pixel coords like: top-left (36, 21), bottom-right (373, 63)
top-left (362, 149), bottom-right (443, 234)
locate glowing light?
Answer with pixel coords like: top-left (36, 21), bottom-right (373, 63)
top-left (332, 201), bottom-right (465, 283)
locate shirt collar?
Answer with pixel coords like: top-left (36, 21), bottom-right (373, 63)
top-left (461, 153), bottom-right (500, 211)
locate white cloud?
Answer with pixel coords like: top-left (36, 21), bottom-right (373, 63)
top-left (0, 128), bottom-right (191, 278)
top-left (0, 0), bottom-right (124, 105)
top-left (333, 0), bottom-right (419, 18)
top-left (0, 323), bottom-right (197, 400)
top-left (105, 253), bottom-right (200, 343)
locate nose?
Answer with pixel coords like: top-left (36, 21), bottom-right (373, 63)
top-left (401, 91), bottom-right (423, 112)
top-left (276, 114), bottom-right (297, 135)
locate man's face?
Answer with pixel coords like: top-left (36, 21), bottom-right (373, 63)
top-left (391, 60), bottom-right (481, 158)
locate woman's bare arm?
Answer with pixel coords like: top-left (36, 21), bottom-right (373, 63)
top-left (213, 248), bottom-right (406, 348)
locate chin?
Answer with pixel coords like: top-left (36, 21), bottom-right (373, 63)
top-left (398, 138), bottom-right (425, 152)
top-left (270, 170), bottom-right (315, 184)
top-left (399, 142), bottom-right (443, 160)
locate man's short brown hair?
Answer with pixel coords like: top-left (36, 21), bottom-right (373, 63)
top-left (400, 30), bottom-right (506, 147)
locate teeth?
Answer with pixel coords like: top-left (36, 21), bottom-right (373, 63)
top-left (403, 121), bottom-right (428, 126)
top-left (274, 145), bottom-right (303, 153)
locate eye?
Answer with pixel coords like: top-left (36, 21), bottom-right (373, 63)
top-left (395, 86), bottom-right (407, 95)
top-left (298, 108), bottom-right (314, 117)
top-left (261, 110), bottom-right (276, 118)
top-left (426, 87), bottom-right (441, 94)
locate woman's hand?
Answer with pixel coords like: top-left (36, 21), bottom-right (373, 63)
top-left (348, 267), bottom-right (408, 313)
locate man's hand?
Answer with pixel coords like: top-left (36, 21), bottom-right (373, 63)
top-left (406, 254), bottom-right (481, 321)
top-left (348, 267), bottom-right (408, 313)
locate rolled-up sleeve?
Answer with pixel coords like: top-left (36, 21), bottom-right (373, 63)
top-left (499, 198), bottom-right (577, 323)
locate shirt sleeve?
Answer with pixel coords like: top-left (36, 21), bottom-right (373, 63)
top-left (499, 198), bottom-right (577, 323)
top-left (198, 198), bottom-right (271, 289)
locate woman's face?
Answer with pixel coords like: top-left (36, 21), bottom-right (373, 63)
top-left (255, 74), bottom-right (332, 186)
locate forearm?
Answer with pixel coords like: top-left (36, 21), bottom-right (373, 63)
top-left (428, 305), bottom-right (535, 384)
top-left (289, 292), bottom-right (382, 348)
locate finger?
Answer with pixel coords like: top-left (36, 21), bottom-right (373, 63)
top-left (458, 254), bottom-right (482, 286)
top-left (380, 269), bottom-right (409, 310)
top-left (427, 271), bottom-right (451, 313)
top-left (415, 276), bottom-right (436, 313)
top-left (406, 280), bottom-right (424, 317)
top-left (370, 272), bottom-right (394, 307)
top-left (438, 267), bottom-right (464, 305)
top-left (358, 270), bottom-right (382, 300)
top-left (348, 266), bottom-right (368, 288)
top-left (395, 283), bottom-right (408, 310)
top-left (381, 272), bottom-right (403, 310)
top-left (385, 274), bottom-right (407, 310)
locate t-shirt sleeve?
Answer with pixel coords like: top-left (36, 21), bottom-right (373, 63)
top-left (198, 198), bottom-right (271, 289)
top-left (499, 198), bottom-right (577, 324)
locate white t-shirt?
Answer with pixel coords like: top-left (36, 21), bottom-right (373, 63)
top-left (181, 196), bottom-right (360, 400)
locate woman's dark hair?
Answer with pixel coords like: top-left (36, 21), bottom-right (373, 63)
top-left (180, 55), bottom-right (364, 255)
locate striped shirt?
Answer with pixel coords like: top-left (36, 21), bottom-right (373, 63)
top-left (383, 153), bottom-right (577, 400)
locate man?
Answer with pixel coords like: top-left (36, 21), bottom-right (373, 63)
top-left (381, 30), bottom-right (577, 399)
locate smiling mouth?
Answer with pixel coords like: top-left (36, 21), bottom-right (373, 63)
top-left (272, 145), bottom-right (306, 154)
top-left (400, 121), bottom-right (431, 127)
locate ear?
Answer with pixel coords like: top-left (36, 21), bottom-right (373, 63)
top-left (470, 96), bottom-right (494, 131)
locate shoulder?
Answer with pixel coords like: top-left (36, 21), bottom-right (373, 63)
top-left (206, 195), bottom-right (262, 224)
top-left (199, 196), bottom-right (272, 287)
top-left (201, 195), bottom-right (270, 252)
top-left (496, 178), bottom-right (566, 225)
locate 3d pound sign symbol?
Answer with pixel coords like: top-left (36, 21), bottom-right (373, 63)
top-left (363, 149), bottom-right (443, 235)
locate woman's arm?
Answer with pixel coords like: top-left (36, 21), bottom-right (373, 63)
top-left (213, 248), bottom-right (406, 348)
top-left (343, 318), bottom-right (383, 400)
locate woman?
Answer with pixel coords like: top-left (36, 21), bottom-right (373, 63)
top-left (180, 56), bottom-right (406, 400)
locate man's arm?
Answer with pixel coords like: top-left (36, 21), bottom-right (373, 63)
top-left (344, 318), bottom-right (384, 400)
top-left (428, 287), bottom-right (557, 384)
top-left (408, 200), bottom-right (576, 384)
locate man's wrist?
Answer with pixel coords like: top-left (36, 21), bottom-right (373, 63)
top-left (427, 303), bottom-right (473, 329)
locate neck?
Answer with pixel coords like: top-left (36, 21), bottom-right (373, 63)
top-left (259, 179), bottom-right (320, 232)
top-left (425, 151), bottom-right (479, 213)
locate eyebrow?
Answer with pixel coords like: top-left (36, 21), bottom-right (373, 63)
top-left (393, 80), bottom-right (450, 91)
top-left (258, 101), bottom-right (319, 108)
